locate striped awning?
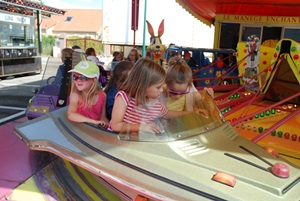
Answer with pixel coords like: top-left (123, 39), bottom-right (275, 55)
top-left (0, 0), bottom-right (65, 17)
top-left (175, 0), bottom-right (300, 27)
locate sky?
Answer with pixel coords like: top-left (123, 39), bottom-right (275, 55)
top-left (43, 0), bottom-right (103, 9)
top-left (42, 0), bottom-right (214, 48)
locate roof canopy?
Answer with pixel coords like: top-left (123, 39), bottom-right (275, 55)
top-left (0, 0), bottom-right (65, 17)
top-left (176, 0), bottom-right (300, 26)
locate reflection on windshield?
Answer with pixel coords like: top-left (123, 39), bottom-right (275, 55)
top-left (119, 90), bottom-right (225, 142)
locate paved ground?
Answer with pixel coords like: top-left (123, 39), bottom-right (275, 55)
top-left (0, 58), bottom-right (120, 199)
top-left (0, 57), bottom-right (61, 124)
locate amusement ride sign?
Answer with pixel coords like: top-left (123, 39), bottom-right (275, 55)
top-left (217, 15), bottom-right (300, 24)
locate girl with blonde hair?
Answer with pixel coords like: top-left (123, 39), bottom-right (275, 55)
top-left (68, 61), bottom-right (108, 128)
top-left (164, 56), bottom-right (214, 116)
top-left (109, 58), bottom-right (187, 133)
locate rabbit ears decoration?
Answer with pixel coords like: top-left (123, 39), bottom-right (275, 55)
top-left (146, 19), bottom-right (165, 38)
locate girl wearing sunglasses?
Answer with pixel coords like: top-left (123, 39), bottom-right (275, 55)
top-left (163, 56), bottom-right (213, 116)
top-left (67, 61), bottom-right (109, 128)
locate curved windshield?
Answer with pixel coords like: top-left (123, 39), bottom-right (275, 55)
top-left (119, 90), bottom-right (226, 142)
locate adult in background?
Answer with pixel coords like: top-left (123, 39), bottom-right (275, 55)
top-left (183, 51), bottom-right (197, 67)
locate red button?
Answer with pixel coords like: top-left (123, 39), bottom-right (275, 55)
top-left (212, 172), bottom-right (236, 187)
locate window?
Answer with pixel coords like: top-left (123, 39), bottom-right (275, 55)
top-left (65, 16), bottom-right (73, 22)
top-left (284, 28), bottom-right (300, 43)
top-left (220, 23), bottom-right (240, 49)
top-left (0, 23), bottom-right (35, 47)
top-left (241, 26), bottom-right (262, 42)
top-left (261, 26), bottom-right (282, 43)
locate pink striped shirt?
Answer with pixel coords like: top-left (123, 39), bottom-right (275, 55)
top-left (108, 91), bottom-right (168, 130)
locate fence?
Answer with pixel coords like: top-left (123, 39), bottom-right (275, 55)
top-left (66, 38), bottom-right (104, 54)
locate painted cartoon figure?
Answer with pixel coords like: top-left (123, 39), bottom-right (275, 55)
top-left (146, 19), bottom-right (167, 64)
top-left (243, 35), bottom-right (260, 84)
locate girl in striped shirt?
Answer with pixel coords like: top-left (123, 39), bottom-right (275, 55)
top-left (109, 58), bottom-right (188, 134)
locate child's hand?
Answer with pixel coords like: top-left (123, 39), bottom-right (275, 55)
top-left (204, 87), bottom-right (214, 98)
top-left (194, 108), bottom-right (209, 118)
top-left (140, 122), bottom-right (162, 134)
top-left (97, 121), bottom-right (108, 129)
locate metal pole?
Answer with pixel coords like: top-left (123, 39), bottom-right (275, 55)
top-left (36, 10), bottom-right (42, 55)
top-left (142, 0), bottom-right (147, 57)
top-left (133, 30), bottom-right (136, 48)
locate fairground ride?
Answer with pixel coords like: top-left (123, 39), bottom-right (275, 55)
top-left (175, 1), bottom-right (300, 167)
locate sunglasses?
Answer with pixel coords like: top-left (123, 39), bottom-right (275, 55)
top-left (73, 74), bottom-right (89, 81)
top-left (168, 87), bottom-right (190, 95)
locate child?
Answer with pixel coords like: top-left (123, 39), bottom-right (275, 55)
top-left (112, 51), bottom-right (124, 62)
top-left (164, 56), bottom-right (214, 116)
top-left (104, 61), bottom-right (133, 120)
top-left (68, 61), bottom-right (109, 128)
top-left (72, 45), bottom-right (81, 50)
top-left (125, 48), bottom-right (140, 63)
top-left (85, 47), bottom-right (108, 87)
top-left (109, 51), bottom-right (124, 72)
top-left (85, 47), bottom-right (100, 63)
top-left (109, 58), bottom-right (188, 134)
top-left (55, 47), bottom-right (74, 84)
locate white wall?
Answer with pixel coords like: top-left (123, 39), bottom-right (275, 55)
top-left (102, 0), bottom-right (214, 48)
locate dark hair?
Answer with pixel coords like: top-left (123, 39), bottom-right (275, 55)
top-left (112, 51), bottom-right (123, 61)
top-left (85, 47), bottom-right (96, 56)
top-left (72, 45), bottom-right (81, 50)
top-left (104, 61), bottom-right (133, 93)
top-left (113, 51), bottom-right (119, 57)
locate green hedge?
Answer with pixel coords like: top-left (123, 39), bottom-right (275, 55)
top-left (39, 35), bottom-right (104, 56)
top-left (41, 35), bottom-right (56, 56)
top-left (67, 37), bottom-right (104, 55)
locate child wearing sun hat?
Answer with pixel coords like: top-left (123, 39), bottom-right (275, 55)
top-left (67, 61), bottom-right (109, 128)
top-left (68, 60), bottom-right (100, 79)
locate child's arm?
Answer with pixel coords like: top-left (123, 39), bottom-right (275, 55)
top-left (67, 93), bottom-right (101, 125)
top-left (110, 95), bottom-right (161, 133)
top-left (164, 110), bottom-right (190, 119)
top-left (110, 95), bottom-right (130, 132)
top-left (99, 93), bottom-right (109, 128)
top-left (185, 92), bottom-right (196, 112)
top-left (204, 87), bottom-right (214, 98)
top-left (192, 89), bottom-right (211, 118)
top-left (110, 95), bottom-right (142, 132)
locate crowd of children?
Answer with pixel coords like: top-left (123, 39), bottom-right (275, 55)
top-left (60, 46), bottom-right (213, 134)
